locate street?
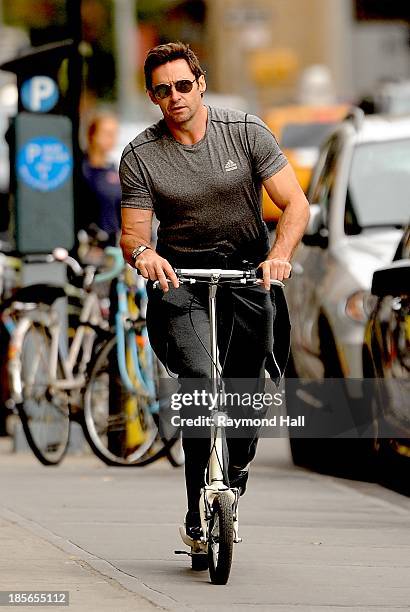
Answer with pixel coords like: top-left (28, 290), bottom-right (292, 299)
top-left (1, 438), bottom-right (410, 611)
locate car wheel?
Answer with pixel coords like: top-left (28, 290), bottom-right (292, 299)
top-left (285, 351), bottom-right (323, 469)
top-left (377, 437), bottom-right (410, 496)
top-left (366, 361), bottom-right (410, 495)
top-left (317, 320), bottom-right (376, 479)
top-left (286, 325), bottom-right (376, 480)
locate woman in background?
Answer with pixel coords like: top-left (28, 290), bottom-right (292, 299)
top-left (81, 113), bottom-right (121, 246)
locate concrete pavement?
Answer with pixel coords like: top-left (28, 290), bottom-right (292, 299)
top-left (1, 437), bottom-right (410, 611)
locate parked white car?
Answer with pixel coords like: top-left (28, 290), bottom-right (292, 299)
top-left (287, 110), bottom-right (410, 379)
top-left (285, 110), bottom-right (410, 474)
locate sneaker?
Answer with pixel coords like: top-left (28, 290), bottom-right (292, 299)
top-left (228, 464), bottom-right (249, 496)
top-left (185, 510), bottom-right (202, 541)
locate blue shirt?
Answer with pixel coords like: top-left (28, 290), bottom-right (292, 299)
top-left (81, 157), bottom-right (121, 235)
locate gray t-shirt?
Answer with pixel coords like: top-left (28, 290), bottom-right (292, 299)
top-left (120, 106), bottom-right (287, 265)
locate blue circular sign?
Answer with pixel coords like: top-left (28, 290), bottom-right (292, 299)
top-left (17, 137), bottom-right (73, 192)
top-left (21, 76), bottom-right (59, 113)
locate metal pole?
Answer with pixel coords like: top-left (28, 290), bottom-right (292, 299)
top-left (114, 0), bottom-right (137, 117)
top-left (208, 282), bottom-right (225, 484)
top-left (208, 284), bottom-right (219, 398)
top-left (66, 0), bottom-right (82, 121)
top-left (66, 0), bottom-right (83, 236)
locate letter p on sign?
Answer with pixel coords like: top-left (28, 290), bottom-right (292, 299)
top-left (21, 76), bottom-right (59, 113)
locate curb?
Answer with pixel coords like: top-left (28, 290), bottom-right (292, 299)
top-left (0, 506), bottom-right (192, 611)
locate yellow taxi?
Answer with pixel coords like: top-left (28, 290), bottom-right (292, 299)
top-left (262, 104), bottom-right (349, 222)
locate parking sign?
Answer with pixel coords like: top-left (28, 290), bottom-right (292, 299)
top-left (17, 136), bottom-right (73, 192)
top-left (13, 113), bottom-right (75, 252)
top-left (21, 76), bottom-right (59, 113)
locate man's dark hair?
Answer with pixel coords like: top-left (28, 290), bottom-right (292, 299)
top-left (144, 41), bottom-right (205, 92)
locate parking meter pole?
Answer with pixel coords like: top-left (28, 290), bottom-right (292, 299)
top-left (66, 0), bottom-right (83, 238)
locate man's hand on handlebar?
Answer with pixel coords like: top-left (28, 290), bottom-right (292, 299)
top-left (134, 250), bottom-right (179, 292)
top-left (258, 258), bottom-right (292, 290)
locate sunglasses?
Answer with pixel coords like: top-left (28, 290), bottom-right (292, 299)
top-left (152, 78), bottom-right (197, 100)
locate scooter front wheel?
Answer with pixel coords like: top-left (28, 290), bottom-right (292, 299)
top-left (208, 492), bottom-right (234, 585)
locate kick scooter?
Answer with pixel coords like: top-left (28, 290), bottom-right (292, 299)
top-left (163, 268), bottom-right (284, 585)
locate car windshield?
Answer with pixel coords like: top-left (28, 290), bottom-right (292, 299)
top-left (281, 122), bottom-right (337, 148)
top-left (347, 139), bottom-right (410, 230)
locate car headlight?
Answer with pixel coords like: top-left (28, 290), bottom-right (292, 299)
top-left (345, 290), bottom-right (373, 322)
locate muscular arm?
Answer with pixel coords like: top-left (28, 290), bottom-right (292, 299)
top-left (120, 207), bottom-right (178, 291)
top-left (259, 163), bottom-right (310, 287)
top-left (120, 208), bottom-right (153, 266)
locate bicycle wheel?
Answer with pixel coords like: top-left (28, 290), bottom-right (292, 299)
top-left (16, 319), bottom-right (70, 465)
top-left (152, 361), bottom-right (184, 467)
top-left (83, 334), bottom-right (160, 466)
top-left (208, 492), bottom-right (234, 585)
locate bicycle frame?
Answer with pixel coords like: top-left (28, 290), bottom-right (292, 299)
top-left (8, 289), bottom-right (106, 407)
top-left (0, 253), bottom-right (21, 301)
top-left (6, 247), bottom-right (125, 408)
top-left (114, 271), bottom-right (158, 410)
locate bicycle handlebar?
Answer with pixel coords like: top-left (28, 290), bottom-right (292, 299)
top-left (0, 244), bottom-right (125, 289)
top-left (94, 247), bottom-right (125, 284)
top-left (0, 252), bottom-right (22, 272)
top-left (54, 246), bottom-right (124, 285)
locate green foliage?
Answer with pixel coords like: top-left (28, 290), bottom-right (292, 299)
top-left (138, 0), bottom-right (179, 22)
top-left (4, 0), bottom-right (67, 28)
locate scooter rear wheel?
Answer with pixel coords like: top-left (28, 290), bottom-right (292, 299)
top-left (191, 552), bottom-right (208, 571)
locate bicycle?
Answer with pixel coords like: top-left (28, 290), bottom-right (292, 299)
top-left (2, 246), bottom-right (124, 465)
top-left (162, 268), bottom-right (285, 584)
top-left (83, 259), bottom-right (182, 466)
top-left (1, 236), bottom-right (183, 466)
top-left (0, 247), bottom-right (22, 437)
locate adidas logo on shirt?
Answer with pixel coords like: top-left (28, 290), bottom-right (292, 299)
top-left (224, 159), bottom-right (238, 172)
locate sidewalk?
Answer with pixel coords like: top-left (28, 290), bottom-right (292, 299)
top-left (1, 437), bottom-right (410, 611)
top-left (0, 513), bottom-right (158, 611)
